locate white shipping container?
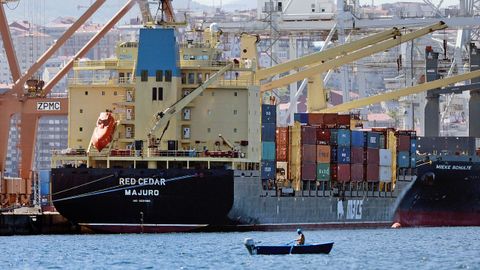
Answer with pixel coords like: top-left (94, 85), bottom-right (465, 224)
top-left (379, 149), bottom-right (392, 166)
top-left (379, 166), bottom-right (392, 182)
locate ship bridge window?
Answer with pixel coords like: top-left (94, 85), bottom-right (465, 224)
top-left (188, 73), bottom-right (195, 84)
top-left (141, 70), bottom-right (148, 82)
top-left (181, 73), bottom-right (186, 84)
top-left (197, 73), bottom-right (203, 83)
top-left (165, 70), bottom-right (172, 82)
top-left (158, 87), bottom-right (163, 100)
top-left (85, 91), bottom-right (88, 95)
top-left (152, 87), bottom-right (157, 100)
top-left (156, 70), bottom-right (163, 82)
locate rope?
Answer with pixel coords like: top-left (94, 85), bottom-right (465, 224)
top-left (52, 174), bottom-right (197, 203)
top-left (51, 174), bottom-right (115, 196)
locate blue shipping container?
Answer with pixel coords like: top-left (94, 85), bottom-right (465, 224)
top-left (337, 129), bottom-right (351, 146)
top-left (397, 151), bottom-right (410, 168)
top-left (262, 104), bottom-right (276, 124)
top-left (262, 141), bottom-right (276, 161)
top-left (410, 139), bottom-right (417, 154)
top-left (410, 155), bottom-right (416, 168)
top-left (367, 132), bottom-right (381, 148)
top-left (337, 146), bottom-right (351, 164)
top-left (39, 170), bottom-right (51, 195)
top-left (261, 123), bottom-right (276, 141)
top-left (330, 146), bottom-right (338, 163)
top-left (261, 160), bottom-right (276, 179)
top-left (330, 129), bottom-right (338, 145)
top-left (293, 113), bottom-right (308, 124)
top-left (351, 130), bottom-right (366, 147)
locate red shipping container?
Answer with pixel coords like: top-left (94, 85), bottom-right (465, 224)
top-left (337, 114), bottom-right (350, 126)
top-left (323, 113), bottom-right (338, 127)
top-left (337, 164), bottom-right (350, 182)
top-left (316, 128), bottom-right (331, 145)
top-left (301, 162), bottom-right (316, 180)
top-left (276, 145), bottom-right (288, 161)
top-left (301, 126), bottom-right (316, 145)
top-left (397, 135), bottom-right (410, 151)
top-left (350, 163), bottom-right (364, 182)
top-left (351, 147), bottom-right (364, 164)
top-left (316, 145), bottom-right (331, 163)
top-left (366, 164), bottom-right (379, 182)
top-left (307, 113), bottom-right (324, 126)
top-left (276, 127), bottom-right (289, 144)
top-left (366, 148), bottom-right (379, 164)
top-left (302, 145), bottom-right (317, 162)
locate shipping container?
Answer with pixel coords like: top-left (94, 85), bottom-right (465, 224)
top-left (261, 160), bottom-right (276, 179)
top-left (337, 129), bottom-right (351, 146)
top-left (307, 113), bottom-right (324, 126)
top-left (410, 138), bottom-right (417, 153)
top-left (351, 130), bottom-right (366, 147)
top-left (379, 134), bottom-right (386, 149)
top-left (323, 113), bottom-right (338, 127)
top-left (261, 123), bottom-right (276, 141)
top-left (330, 129), bottom-right (338, 145)
top-left (366, 148), bottom-right (380, 165)
top-left (410, 155), bottom-right (416, 168)
top-left (316, 163), bottom-right (330, 181)
top-left (262, 104), bottom-right (276, 124)
top-left (351, 147), bottom-right (365, 164)
top-left (366, 164), bottom-right (380, 182)
top-left (379, 166), bottom-right (392, 182)
top-left (379, 149), bottom-right (392, 166)
top-left (302, 144), bottom-right (317, 162)
top-left (262, 141), bottom-right (276, 161)
top-left (330, 146), bottom-right (338, 163)
top-left (301, 126), bottom-right (317, 145)
top-left (316, 128), bottom-right (331, 145)
top-left (301, 162), bottom-right (316, 180)
top-left (337, 164), bottom-right (351, 182)
top-left (39, 170), bottom-right (51, 196)
top-left (330, 164), bottom-right (338, 181)
top-left (397, 151), bottom-right (410, 168)
top-left (350, 164), bottom-right (364, 182)
top-left (316, 145), bottom-right (331, 163)
top-left (367, 132), bottom-right (381, 148)
top-left (337, 146), bottom-right (351, 164)
top-left (276, 145), bottom-right (288, 161)
top-left (337, 114), bottom-right (351, 127)
top-left (397, 135), bottom-right (410, 151)
top-left (276, 127), bottom-right (289, 143)
top-left (294, 113), bottom-right (308, 124)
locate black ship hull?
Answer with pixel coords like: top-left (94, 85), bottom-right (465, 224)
top-left (51, 168), bottom-right (234, 233)
top-left (395, 158), bottom-right (480, 227)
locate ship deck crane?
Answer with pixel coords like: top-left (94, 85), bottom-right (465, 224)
top-left (256, 22), bottom-right (448, 112)
top-left (218, 134), bottom-right (235, 151)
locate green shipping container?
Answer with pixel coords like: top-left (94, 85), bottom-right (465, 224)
top-left (316, 163), bottom-right (330, 181)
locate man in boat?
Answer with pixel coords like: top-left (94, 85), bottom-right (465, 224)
top-left (296, 228), bottom-right (305, 245)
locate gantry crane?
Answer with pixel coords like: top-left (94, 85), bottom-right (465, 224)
top-left (0, 0), bottom-right (167, 208)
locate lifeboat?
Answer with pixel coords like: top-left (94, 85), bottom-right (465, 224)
top-left (91, 111), bottom-right (117, 152)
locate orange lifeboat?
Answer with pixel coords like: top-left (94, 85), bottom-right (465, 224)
top-left (91, 111), bottom-right (117, 152)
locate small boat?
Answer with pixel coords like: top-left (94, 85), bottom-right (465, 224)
top-left (244, 238), bottom-right (333, 255)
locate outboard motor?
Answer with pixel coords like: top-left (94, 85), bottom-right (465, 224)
top-left (244, 238), bottom-right (256, 255)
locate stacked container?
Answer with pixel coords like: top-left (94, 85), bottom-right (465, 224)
top-left (301, 126), bottom-right (317, 181)
top-left (276, 127), bottom-right (289, 162)
top-left (336, 129), bottom-right (351, 183)
top-left (366, 132), bottom-right (380, 183)
top-left (261, 104), bottom-right (276, 180)
top-left (316, 129), bottom-right (331, 183)
top-left (396, 131), bottom-right (416, 169)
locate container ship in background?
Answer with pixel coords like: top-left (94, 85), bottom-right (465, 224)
top-left (394, 137), bottom-right (480, 227)
top-left (47, 21), bottom-right (422, 233)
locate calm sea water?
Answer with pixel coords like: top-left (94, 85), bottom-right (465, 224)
top-left (1, 227), bottom-right (479, 269)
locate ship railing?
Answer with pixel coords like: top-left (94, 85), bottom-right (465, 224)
top-left (147, 149), bottom-right (198, 158)
top-left (74, 60), bottom-right (135, 69)
top-left (68, 77), bottom-right (135, 86)
top-left (180, 59), bottom-right (253, 70)
top-left (208, 78), bottom-right (253, 87)
top-left (110, 149), bottom-right (135, 157)
top-left (51, 148), bottom-right (87, 157)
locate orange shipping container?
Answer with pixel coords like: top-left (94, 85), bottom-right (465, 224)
top-left (316, 145), bottom-right (331, 163)
top-left (276, 145), bottom-right (288, 161)
top-left (276, 127), bottom-right (289, 143)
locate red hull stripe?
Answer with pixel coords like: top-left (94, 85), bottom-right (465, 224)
top-left (80, 223), bottom-right (208, 233)
top-left (395, 210), bottom-right (480, 227)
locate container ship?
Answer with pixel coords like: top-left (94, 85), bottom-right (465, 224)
top-left (394, 137), bottom-right (480, 227)
top-left (49, 22), bottom-right (432, 233)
